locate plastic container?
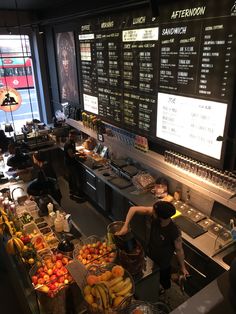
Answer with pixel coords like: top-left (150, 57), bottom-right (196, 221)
top-left (31, 235), bottom-right (48, 252)
top-left (23, 222), bottom-right (41, 238)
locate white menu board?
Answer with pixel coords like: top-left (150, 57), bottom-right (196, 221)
top-left (156, 92), bottom-right (227, 159)
top-left (83, 94), bottom-right (98, 114)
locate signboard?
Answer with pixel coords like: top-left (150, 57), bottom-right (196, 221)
top-left (156, 0), bottom-right (236, 161)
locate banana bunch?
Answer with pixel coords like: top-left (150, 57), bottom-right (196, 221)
top-left (87, 277), bottom-right (133, 312)
top-left (6, 236), bottom-right (24, 255)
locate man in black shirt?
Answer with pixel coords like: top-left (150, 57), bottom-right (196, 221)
top-left (117, 201), bottom-right (189, 293)
top-left (64, 130), bottom-right (84, 201)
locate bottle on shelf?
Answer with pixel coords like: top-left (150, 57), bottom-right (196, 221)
top-left (54, 210), bottom-right (64, 233)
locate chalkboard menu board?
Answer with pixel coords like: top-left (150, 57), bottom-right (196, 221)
top-left (77, 10), bottom-right (159, 136)
top-left (77, 1), bottom-right (236, 165)
top-left (156, 0), bottom-right (236, 160)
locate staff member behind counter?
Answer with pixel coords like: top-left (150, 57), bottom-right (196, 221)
top-left (27, 151), bottom-right (62, 205)
top-left (116, 201), bottom-right (189, 294)
top-left (64, 129), bottom-right (86, 202)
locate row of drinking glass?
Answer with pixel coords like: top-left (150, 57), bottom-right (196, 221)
top-left (164, 150), bottom-right (236, 192)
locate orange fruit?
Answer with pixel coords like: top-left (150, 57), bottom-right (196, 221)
top-left (111, 265), bottom-right (124, 278)
top-left (86, 275), bottom-right (99, 286)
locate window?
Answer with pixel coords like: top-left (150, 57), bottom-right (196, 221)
top-left (0, 35), bottom-right (40, 134)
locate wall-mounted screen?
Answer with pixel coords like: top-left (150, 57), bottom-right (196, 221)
top-left (156, 93), bottom-right (227, 159)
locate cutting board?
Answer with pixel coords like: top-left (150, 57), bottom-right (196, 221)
top-left (109, 177), bottom-right (132, 189)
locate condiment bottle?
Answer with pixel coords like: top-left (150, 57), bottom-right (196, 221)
top-left (54, 210), bottom-right (63, 232)
top-left (47, 202), bottom-right (54, 214)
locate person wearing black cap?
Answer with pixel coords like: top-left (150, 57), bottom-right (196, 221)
top-left (117, 201), bottom-right (189, 292)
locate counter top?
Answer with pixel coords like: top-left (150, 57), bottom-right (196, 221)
top-left (171, 270), bottom-right (235, 314)
top-left (78, 157), bottom-right (235, 272)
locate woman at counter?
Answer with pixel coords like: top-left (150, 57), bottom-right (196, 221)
top-left (117, 201), bottom-right (189, 293)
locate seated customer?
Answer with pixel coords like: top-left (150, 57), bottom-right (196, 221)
top-left (7, 143), bottom-right (31, 170)
top-left (27, 151), bottom-right (62, 204)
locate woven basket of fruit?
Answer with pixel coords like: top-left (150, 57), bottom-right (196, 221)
top-left (29, 252), bottom-right (74, 297)
top-left (73, 235), bottom-right (117, 267)
top-left (123, 301), bottom-right (170, 314)
top-left (82, 263), bottom-right (135, 313)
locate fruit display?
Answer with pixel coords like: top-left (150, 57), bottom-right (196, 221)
top-left (32, 235), bottom-right (48, 251)
top-left (6, 236), bottom-right (24, 254)
top-left (83, 264), bottom-right (134, 313)
top-left (30, 252), bottom-right (73, 298)
top-left (74, 237), bottom-right (116, 267)
top-left (20, 212), bottom-right (33, 224)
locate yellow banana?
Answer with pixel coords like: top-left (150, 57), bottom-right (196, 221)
top-left (94, 286), bottom-right (103, 308)
top-left (96, 284), bottom-right (109, 310)
top-left (13, 237), bottom-right (24, 252)
top-left (108, 276), bottom-right (123, 287)
top-left (111, 280), bottom-right (126, 292)
top-left (116, 282), bottom-right (132, 296)
top-left (6, 239), bottom-right (15, 254)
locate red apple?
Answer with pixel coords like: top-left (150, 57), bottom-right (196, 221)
top-left (51, 255), bottom-right (57, 262)
top-left (59, 275), bottom-right (65, 283)
top-left (56, 253), bottom-right (63, 260)
top-left (47, 268), bottom-right (53, 276)
top-left (50, 275), bottom-right (57, 283)
top-left (43, 274), bottom-right (50, 282)
top-left (38, 278), bottom-right (45, 285)
top-left (32, 276), bottom-right (38, 285)
top-left (55, 260), bottom-right (62, 269)
top-left (49, 283), bottom-right (57, 291)
top-left (61, 266), bottom-right (68, 275)
top-left (37, 267), bottom-right (44, 274)
top-left (61, 257), bottom-right (68, 265)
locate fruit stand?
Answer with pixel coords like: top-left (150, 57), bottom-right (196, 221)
top-left (0, 168), bottom-right (167, 314)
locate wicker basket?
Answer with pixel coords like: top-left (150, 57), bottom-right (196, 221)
top-left (73, 235), bottom-right (117, 267)
top-left (82, 263), bottom-right (135, 313)
top-left (123, 300), bottom-right (170, 314)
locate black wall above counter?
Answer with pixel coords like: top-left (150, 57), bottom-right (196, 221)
top-left (42, 0), bottom-right (236, 171)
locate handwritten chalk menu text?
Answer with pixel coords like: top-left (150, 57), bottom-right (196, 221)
top-left (78, 10), bottom-right (159, 136)
top-left (156, 0), bottom-right (236, 160)
top-left (78, 1), bottom-right (236, 164)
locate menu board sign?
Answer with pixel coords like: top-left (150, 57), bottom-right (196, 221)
top-left (156, 0), bottom-right (236, 160)
top-left (78, 10), bottom-right (159, 136)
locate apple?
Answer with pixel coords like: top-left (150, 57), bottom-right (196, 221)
top-left (37, 267), bottom-right (44, 274)
top-left (52, 255), bottom-right (57, 262)
top-left (61, 267), bottom-right (68, 275)
top-left (47, 269), bottom-right (53, 276)
top-left (61, 257), bottom-right (68, 265)
top-left (56, 260), bottom-right (62, 269)
top-left (56, 253), bottom-right (63, 260)
top-left (38, 278), bottom-right (45, 285)
top-left (49, 283), bottom-right (57, 291)
top-left (43, 274), bottom-right (50, 282)
top-left (59, 275), bottom-right (65, 283)
top-left (50, 275), bottom-right (57, 283)
top-left (32, 276), bottom-right (38, 285)
top-left (56, 269), bottom-right (63, 277)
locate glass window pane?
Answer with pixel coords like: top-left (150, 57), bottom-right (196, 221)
top-left (0, 35), bottom-right (40, 134)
